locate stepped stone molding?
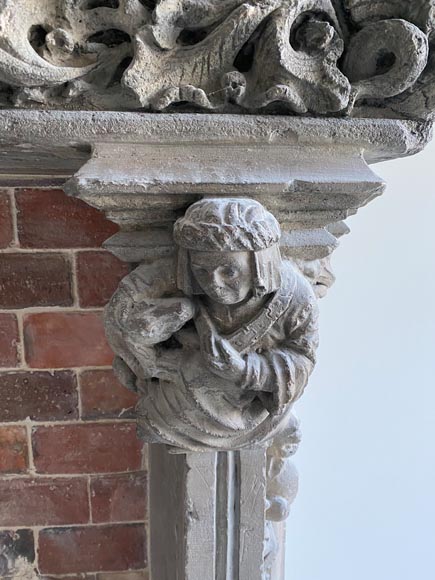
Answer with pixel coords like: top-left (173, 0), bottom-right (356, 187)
top-left (0, 0), bottom-right (434, 119)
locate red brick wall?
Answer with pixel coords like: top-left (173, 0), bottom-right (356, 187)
top-left (0, 189), bottom-right (148, 579)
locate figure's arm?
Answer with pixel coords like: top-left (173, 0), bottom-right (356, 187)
top-left (105, 257), bottom-right (195, 387)
top-left (241, 289), bottom-right (319, 413)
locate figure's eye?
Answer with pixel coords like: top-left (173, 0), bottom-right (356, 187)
top-left (221, 266), bottom-right (238, 279)
top-left (194, 267), bottom-right (208, 277)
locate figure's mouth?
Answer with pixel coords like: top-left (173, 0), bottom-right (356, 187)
top-left (214, 288), bottom-right (231, 298)
top-left (214, 291), bottom-right (237, 304)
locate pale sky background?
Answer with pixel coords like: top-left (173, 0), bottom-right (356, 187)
top-left (286, 137), bottom-right (435, 579)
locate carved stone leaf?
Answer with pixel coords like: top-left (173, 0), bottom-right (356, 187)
top-left (344, 0), bottom-right (435, 33)
top-left (342, 0), bottom-right (435, 120)
top-left (0, 0), bottom-right (97, 87)
top-left (0, 0), bottom-right (149, 107)
top-left (123, 1), bottom-right (280, 109)
top-left (343, 19), bottom-right (429, 102)
top-left (244, 1), bottom-right (351, 113)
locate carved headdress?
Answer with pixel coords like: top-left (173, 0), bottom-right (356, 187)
top-left (174, 198), bottom-right (282, 297)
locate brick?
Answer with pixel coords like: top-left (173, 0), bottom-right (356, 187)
top-left (39, 574), bottom-right (97, 580)
top-left (91, 472), bottom-right (147, 523)
top-left (33, 423), bottom-right (142, 474)
top-left (77, 251), bottom-right (129, 308)
top-left (0, 426), bottom-right (28, 474)
top-left (0, 313), bottom-right (19, 368)
top-left (97, 573), bottom-right (149, 580)
top-left (0, 529), bottom-right (35, 577)
top-left (0, 253), bottom-right (73, 309)
top-left (38, 524), bottom-right (147, 574)
top-left (40, 574), bottom-right (97, 580)
top-left (0, 371), bottom-right (78, 422)
top-left (0, 192), bottom-right (13, 248)
top-left (80, 370), bottom-right (138, 420)
top-left (23, 312), bottom-right (113, 368)
top-left (0, 477), bottom-right (89, 527)
top-left (16, 189), bottom-right (118, 248)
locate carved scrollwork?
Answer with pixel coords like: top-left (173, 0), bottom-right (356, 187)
top-left (0, 0), bottom-right (434, 119)
top-left (105, 198), bottom-right (320, 451)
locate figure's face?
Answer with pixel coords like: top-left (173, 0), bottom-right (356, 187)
top-left (190, 251), bottom-right (253, 305)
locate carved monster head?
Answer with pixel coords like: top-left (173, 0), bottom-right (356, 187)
top-left (174, 198), bottom-right (283, 303)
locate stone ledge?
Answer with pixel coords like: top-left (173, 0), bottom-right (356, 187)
top-left (0, 111), bottom-right (431, 185)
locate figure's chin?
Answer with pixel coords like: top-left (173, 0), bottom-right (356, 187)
top-left (213, 296), bottom-right (238, 305)
top-left (212, 294), bottom-right (248, 305)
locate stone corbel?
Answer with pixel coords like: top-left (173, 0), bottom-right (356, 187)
top-left (0, 1), bottom-right (434, 578)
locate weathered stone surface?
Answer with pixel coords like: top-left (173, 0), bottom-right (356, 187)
top-left (0, 1), bottom-right (434, 121)
top-left (106, 198), bottom-right (319, 452)
top-left (0, 529), bottom-right (35, 578)
top-left (0, 112), bottom-right (430, 186)
top-left (149, 446), bottom-right (266, 580)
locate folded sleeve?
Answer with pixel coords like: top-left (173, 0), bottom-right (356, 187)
top-left (241, 279), bottom-right (319, 414)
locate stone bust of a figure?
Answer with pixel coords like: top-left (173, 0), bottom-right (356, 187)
top-left (106, 198), bottom-right (319, 451)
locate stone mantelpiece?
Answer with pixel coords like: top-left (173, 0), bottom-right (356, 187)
top-left (0, 0), bottom-right (434, 578)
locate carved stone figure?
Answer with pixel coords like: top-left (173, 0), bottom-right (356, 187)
top-left (264, 414), bottom-right (301, 579)
top-left (291, 257), bottom-right (336, 299)
top-left (105, 198), bottom-right (319, 451)
top-left (0, 0), bottom-right (434, 119)
top-left (266, 414), bottom-right (301, 523)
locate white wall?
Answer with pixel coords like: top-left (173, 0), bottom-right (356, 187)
top-left (286, 138), bottom-right (435, 579)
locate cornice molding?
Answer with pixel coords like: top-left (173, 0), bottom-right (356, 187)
top-left (0, 0), bottom-right (434, 120)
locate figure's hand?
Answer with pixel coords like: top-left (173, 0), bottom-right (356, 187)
top-left (202, 333), bottom-right (246, 383)
top-left (124, 298), bottom-right (195, 346)
top-left (154, 349), bottom-right (182, 383)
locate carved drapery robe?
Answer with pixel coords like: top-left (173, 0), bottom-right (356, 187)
top-left (106, 257), bottom-right (318, 451)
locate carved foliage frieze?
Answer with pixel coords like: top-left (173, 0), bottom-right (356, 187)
top-left (0, 0), bottom-right (434, 119)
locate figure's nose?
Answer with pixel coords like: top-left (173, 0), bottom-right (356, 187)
top-left (211, 271), bottom-right (222, 287)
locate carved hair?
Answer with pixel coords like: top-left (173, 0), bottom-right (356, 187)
top-left (174, 198), bottom-right (282, 297)
top-left (174, 198), bottom-right (281, 251)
